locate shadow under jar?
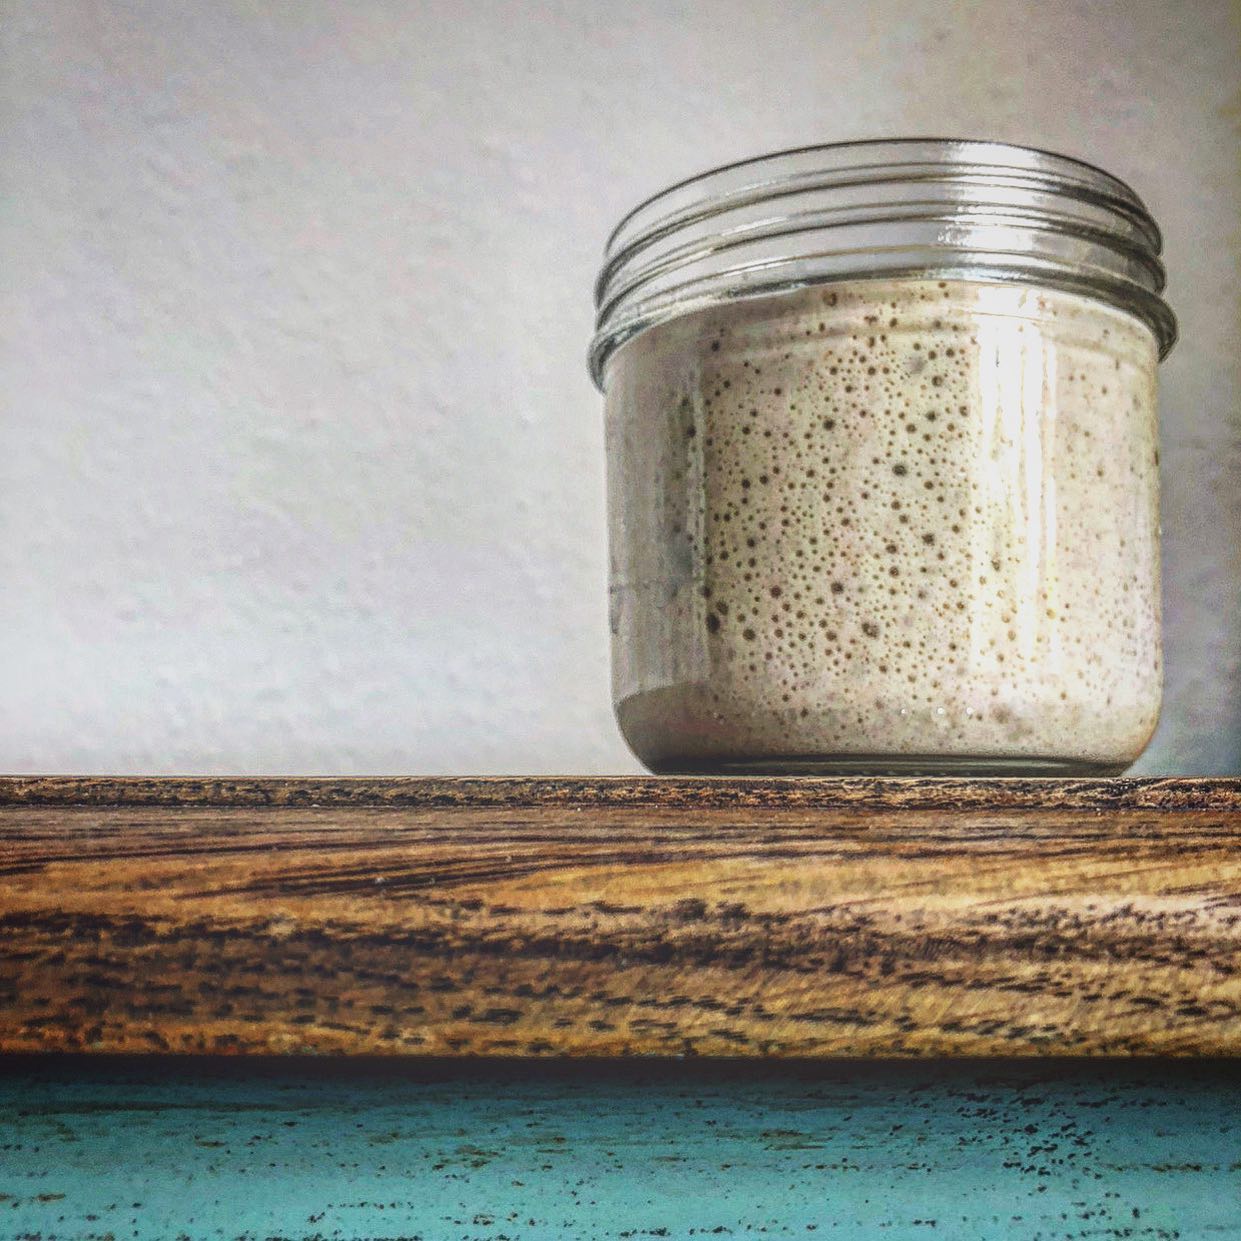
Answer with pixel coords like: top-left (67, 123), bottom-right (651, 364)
top-left (591, 140), bottom-right (1177, 776)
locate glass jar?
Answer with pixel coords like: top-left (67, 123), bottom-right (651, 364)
top-left (590, 139), bottom-right (1177, 775)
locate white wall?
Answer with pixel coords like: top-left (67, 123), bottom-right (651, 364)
top-left (2, 0), bottom-right (1238, 775)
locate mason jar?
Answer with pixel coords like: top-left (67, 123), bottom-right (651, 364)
top-left (590, 139), bottom-right (1176, 775)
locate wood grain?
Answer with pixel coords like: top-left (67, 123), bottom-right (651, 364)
top-left (1, 777), bottom-right (1239, 1057)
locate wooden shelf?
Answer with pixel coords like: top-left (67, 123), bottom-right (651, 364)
top-left (2, 776), bottom-right (1239, 1058)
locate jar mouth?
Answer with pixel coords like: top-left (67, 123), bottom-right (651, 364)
top-left (589, 138), bottom-right (1177, 388)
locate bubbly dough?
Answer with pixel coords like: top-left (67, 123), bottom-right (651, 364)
top-left (605, 279), bottom-right (1161, 773)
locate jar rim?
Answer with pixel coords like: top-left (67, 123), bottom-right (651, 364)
top-left (589, 138), bottom-right (1177, 388)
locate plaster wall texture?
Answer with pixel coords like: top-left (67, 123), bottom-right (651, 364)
top-left (2, 0), bottom-right (1238, 773)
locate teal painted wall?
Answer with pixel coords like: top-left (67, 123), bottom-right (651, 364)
top-left (1, 1059), bottom-right (1238, 1239)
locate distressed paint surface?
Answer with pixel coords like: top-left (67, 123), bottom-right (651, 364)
top-left (0, 1059), bottom-right (1238, 1240)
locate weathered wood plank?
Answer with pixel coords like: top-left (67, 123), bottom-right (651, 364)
top-left (1, 774), bottom-right (1235, 808)
top-left (1, 777), bottom-right (1239, 1056)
